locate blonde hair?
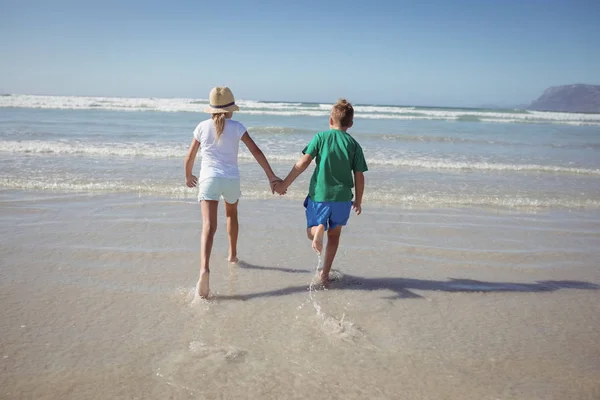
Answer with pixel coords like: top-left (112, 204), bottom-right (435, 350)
top-left (331, 98), bottom-right (354, 127)
top-left (212, 113), bottom-right (226, 141)
top-left (212, 112), bottom-right (233, 141)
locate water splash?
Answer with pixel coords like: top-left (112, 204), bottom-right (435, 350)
top-left (155, 368), bottom-right (196, 395)
top-left (296, 253), bottom-right (376, 349)
top-left (308, 254), bottom-right (324, 317)
top-left (295, 253), bottom-right (322, 314)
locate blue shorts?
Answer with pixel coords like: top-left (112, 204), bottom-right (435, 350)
top-left (304, 196), bottom-right (352, 231)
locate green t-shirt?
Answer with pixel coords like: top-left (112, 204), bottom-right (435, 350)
top-left (302, 129), bottom-right (368, 202)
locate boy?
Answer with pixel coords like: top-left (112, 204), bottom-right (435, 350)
top-left (275, 99), bottom-right (368, 284)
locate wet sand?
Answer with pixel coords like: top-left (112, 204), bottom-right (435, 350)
top-left (1, 190), bottom-right (599, 399)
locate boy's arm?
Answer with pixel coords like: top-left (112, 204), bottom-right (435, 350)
top-left (184, 138), bottom-right (200, 187)
top-left (241, 132), bottom-right (280, 191)
top-left (279, 154), bottom-right (313, 192)
top-left (353, 171), bottom-right (365, 215)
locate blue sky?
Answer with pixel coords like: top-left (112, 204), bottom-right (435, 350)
top-left (0, 0), bottom-right (598, 106)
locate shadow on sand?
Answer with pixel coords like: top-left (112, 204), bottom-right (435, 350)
top-left (220, 267), bottom-right (600, 301)
top-left (237, 260), bottom-right (312, 274)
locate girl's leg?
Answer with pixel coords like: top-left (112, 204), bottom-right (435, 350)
top-left (198, 200), bottom-right (219, 297)
top-left (224, 200), bottom-right (239, 263)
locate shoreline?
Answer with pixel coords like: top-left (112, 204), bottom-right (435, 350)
top-left (3, 187), bottom-right (600, 215)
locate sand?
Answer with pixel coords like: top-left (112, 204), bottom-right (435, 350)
top-left (1, 190), bottom-right (599, 399)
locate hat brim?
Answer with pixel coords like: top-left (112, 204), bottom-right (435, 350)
top-left (204, 104), bottom-right (240, 114)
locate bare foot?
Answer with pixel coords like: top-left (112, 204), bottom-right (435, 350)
top-left (312, 225), bottom-right (325, 254)
top-left (319, 271), bottom-right (331, 287)
top-left (227, 255), bottom-right (238, 264)
top-left (197, 271), bottom-right (210, 298)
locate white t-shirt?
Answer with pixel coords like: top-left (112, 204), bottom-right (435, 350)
top-left (193, 118), bottom-right (247, 182)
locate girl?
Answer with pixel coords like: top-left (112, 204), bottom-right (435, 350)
top-left (184, 86), bottom-right (280, 298)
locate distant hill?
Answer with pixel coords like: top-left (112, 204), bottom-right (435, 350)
top-left (528, 84), bottom-right (600, 113)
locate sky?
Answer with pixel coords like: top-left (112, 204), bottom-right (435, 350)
top-left (0, 0), bottom-right (599, 107)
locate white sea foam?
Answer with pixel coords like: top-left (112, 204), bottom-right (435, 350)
top-left (2, 140), bottom-right (599, 176)
top-left (247, 126), bottom-right (314, 135)
top-left (2, 178), bottom-right (598, 209)
top-left (0, 140), bottom-right (187, 158)
top-left (368, 156), bottom-right (600, 175)
top-left (2, 95), bottom-right (600, 125)
top-left (354, 105), bottom-right (416, 113)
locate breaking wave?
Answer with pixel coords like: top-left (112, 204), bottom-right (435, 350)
top-left (2, 140), bottom-right (598, 175)
top-left (2, 95), bottom-right (600, 126)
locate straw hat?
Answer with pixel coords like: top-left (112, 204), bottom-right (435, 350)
top-left (204, 86), bottom-right (240, 113)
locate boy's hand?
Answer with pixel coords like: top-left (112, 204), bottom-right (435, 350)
top-left (353, 201), bottom-right (362, 215)
top-left (269, 177), bottom-right (284, 195)
top-left (272, 180), bottom-right (287, 195)
top-left (275, 182), bottom-right (287, 195)
top-left (186, 175), bottom-right (198, 188)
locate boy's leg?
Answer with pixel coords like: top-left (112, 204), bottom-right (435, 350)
top-left (319, 201), bottom-right (352, 283)
top-left (306, 228), bottom-right (314, 240)
top-left (310, 225), bottom-right (325, 254)
top-left (224, 200), bottom-right (239, 263)
top-left (198, 200), bottom-right (219, 297)
top-left (320, 225), bottom-right (342, 283)
top-left (304, 196), bottom-right (328, 254)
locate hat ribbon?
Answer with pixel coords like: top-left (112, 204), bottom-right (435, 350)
top-left (210, 101), bottom-right (236, 109)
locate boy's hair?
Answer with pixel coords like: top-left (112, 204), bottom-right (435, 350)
top-left (331, 98), bottom-right (354, 127)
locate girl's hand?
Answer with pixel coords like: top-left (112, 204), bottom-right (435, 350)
top-left (186, 175), bottom-right (198, 188)
top-left (273, 181), bottom-right (287, 195)
top-left (270, 177), bottom-right (285, 195)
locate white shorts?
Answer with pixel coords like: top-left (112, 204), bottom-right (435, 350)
top-left (198, 177), bottom-right (241, 203)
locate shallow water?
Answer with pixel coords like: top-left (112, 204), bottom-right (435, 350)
top-left (1, 191), bottom-right (599, 399)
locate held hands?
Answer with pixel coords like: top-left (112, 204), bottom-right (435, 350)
top-left (273, 181), bottom-right (287, 195)
top-left (186, 175), bottom-right (198, 188)
top-left (269, 177), bottom-right (287, 195)
top-left (352, 201), bottom-right (362, 215)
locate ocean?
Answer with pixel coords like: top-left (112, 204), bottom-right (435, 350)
top-left (1, 94), bottom-right (599, 399)
top-left (1, 94), bottom-right (600, 209)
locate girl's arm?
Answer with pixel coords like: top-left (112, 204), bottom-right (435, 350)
top-left (241, 132), bottom-right (280, 191)
top-left (185, 138), bottom-right (200, 187)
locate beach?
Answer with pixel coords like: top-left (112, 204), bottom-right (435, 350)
top-left (1, 97), bottom-right (600, 399)
top-left (1, 191), bottom-right (599, 399)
